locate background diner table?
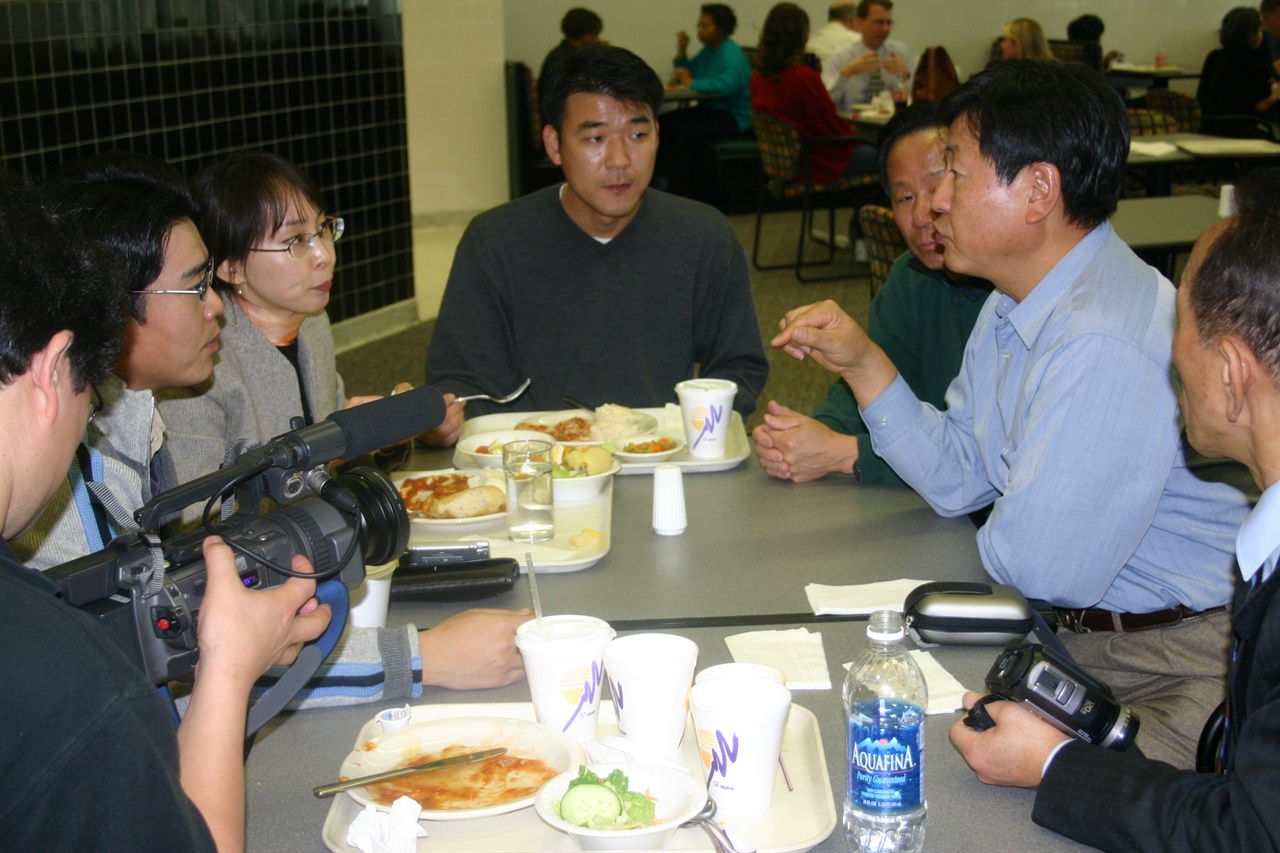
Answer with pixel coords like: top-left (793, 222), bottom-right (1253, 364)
top-left (244, 450), bottom-right (1093, 851)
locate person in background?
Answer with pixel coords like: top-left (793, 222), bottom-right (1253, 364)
top-left (654, 3), bottom-right (752, 199)
top-left (753, 101), bottom-right (990, 486)
top-left (772, 60), bottom-right (1252, 768)
top-left (806, 1), bottom-right (861, 66)
top-left (538, 7), bottom-right (604, 105)
top-left (156, 151), bottom-right (530, 702)
top-left (1067, 13), bottom-right (1121, 67)
top-left (751, 3), bottom-right (877, 182)
top-left (950, 167), bottom-right (1280, 853)
top-left (1198, 7), bottom-right (1280, 134)
top-left (999, 18), bottom-right (1054, 62)
top-left (0, 169), bottom-right (326, 851)
top-left (427, 45), bottom-right (768, 421)
top-left (1262, 0), bottom-right (1280, 74)
top-left (823, 0), bottom-right (915, 113)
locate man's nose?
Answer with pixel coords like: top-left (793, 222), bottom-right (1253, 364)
top-left (932, 173), bottom-right (953, 215)
top-left (604, 136), bottom-right (630, 169)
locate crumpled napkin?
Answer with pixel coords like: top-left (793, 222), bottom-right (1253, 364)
top-left (346, 796), bottom-right (426, 853)
top-left (1130, 140), bottom-right (1178, 157)
top-left (841, 649), bottom-right (970, 715)
top-left (805, 579), bottom-right (929, 616)
top-left (724, 627), bottom-right (831, 689)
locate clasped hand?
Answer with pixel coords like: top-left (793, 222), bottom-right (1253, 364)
top-left (949, 691), bottom-right (1071, 789)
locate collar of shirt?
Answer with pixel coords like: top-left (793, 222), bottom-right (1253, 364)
top-left (1238, 480), bottom-right (1280, 584)
top-left (992, 222), bottom-right (1113, 349)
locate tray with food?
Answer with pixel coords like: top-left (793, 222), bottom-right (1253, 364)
top-left (395, 469), bottom-right (612, 574)
top-left (321, 701), bottom-right (835, 853)
top-left (457, 405), bottom-right (749, 475)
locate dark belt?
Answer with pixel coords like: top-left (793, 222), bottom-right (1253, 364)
top-left (1054, 604), bottom-right (1228, 634)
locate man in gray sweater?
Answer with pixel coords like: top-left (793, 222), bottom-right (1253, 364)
top-left (426, 45), bottom-right (768, 443)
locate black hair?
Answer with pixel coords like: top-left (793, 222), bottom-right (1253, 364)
top-left (939, 59), bottom-right (1127, 229)
top-left (43, 151), bottom-right (197, 324)
top-left (756, 3), bottom-right (809, 78)
top-left (1067, 14), bottom-right (1104, 42)
top-left (856, 0), bottom-right (891, 19)
top-left (829, 2), bottom-right (857, 23)
top-left (0, 171), bottom-right (125, 391)
top-left (541, 45), bottom-right (664, 132)
top-left (701, 4), bottom-right (737, 37)
top-left (192, 151), bottom-right (326, 295)
top-left (1190, 167), bottom-right (1280, 383)
top-left (876, 101), bottom-right (942, 194)
top-left (1264, 0), bottom-right (1280, 15)
top-left (561, 7), bottom-right (603, 40)
top-left (1220, 6), bottom-right (1262, 48)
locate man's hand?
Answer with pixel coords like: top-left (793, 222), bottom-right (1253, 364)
top-left (673, 67), bottom-right (692, 87)
top-left (420, 608), bottom-right (532, 690)
top-left (418, 392), bottom-right (466, 447)
top-left (772, 300), bottom-right (877, 374)
top-left (949, 691), bottom-right (1071, 789)
top-left (881, 53), bottom-right (908, 79)
top-left (194, 537), bottom-right (330, 691)
top-left (343, 394), bottom-right (382, 410)
top-left (752, 401), bottom-right (859, 482)
top-left (842, 52), bottom-right (881, 78)
top-left (676, 30), bottom-right (690, 56)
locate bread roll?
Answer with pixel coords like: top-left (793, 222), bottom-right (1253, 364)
top-left (431, 484), bottom-right (506, 518)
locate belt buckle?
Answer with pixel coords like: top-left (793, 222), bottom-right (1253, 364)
top-left (1056, 608), bottom-right (1091, 634)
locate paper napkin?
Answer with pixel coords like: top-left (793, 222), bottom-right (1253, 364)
top-left (724, 627), bottom-right (831, 689)
top-left (841, 650), bottom-right (970, 715)
top-left (805, 579), bottom-right (930, 616)
top-left (346, 796), bottom-right (426, 853)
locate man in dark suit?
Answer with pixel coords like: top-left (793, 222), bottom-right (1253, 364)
top-left (948, 169), bottom-right (1280, 851)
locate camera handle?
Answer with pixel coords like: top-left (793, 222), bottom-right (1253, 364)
top-left (245, 578), bottom-right (350, 736)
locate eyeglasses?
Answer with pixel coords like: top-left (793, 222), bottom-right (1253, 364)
top-left (88, 387), bottom-right (103, 425)
top-left (132, 257), bottom-right (214, 301)
top-left (247, 216), bottom-right (345, 261)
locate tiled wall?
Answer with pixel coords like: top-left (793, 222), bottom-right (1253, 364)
top-left (0, 0), bottom-right (412, 324)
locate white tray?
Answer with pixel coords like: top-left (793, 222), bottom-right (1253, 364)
top-left (459, 406), bottom-right (749, 476)
top-left (322, 701), bottom-right (835, 853)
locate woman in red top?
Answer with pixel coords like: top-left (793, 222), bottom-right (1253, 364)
top-left (750, 3), bottom-right (877, 183)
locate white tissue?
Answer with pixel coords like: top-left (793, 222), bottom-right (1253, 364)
top-left (346, 797), bottom-right (426, 853)
top-left (805, 579), bottom-right (930, 616)
top-left (725, 627), bottom-right (832, 689)
top-left (841, 650), bottom-right (970, 715)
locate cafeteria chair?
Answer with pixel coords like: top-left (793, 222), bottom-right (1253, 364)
top-left (504, 62), bottom-right (562, 199)
top-left (1128, 108), bottom-right (1180, 136)
top-left (1048, 39), bottom-right (1103, 71)
top-left (855, 205), bottom-right (908, 297)
top-left (750, 112), bottom-right (880, 283)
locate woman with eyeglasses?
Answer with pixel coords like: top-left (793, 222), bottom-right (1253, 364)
top-left (157, 151), bottom-right (388, 491)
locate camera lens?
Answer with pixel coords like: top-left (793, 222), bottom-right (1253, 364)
top-left (332, 466), bottom-right (410, 566)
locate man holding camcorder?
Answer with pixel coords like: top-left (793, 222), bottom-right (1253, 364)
top-left (950, 169), bottom-right (1280, 852)
top-left (0, 173), bottom-right (327, 849)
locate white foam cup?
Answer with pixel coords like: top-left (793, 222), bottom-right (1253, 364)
top-left (675, 378), bottom-right (737, 459)
top-left (689, 677), bottom-right (792, 816)
top-left (603, 633), bottom-right (699, 755)
top-left (348, 560), bottom-right (398, 628)
top-left (695, 662), bottom-right (787, 686)
top-left (516, 615), bottom-right (615, 742)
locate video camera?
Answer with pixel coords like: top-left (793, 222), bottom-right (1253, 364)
top-left (44, 386), bottom-right (445, 730)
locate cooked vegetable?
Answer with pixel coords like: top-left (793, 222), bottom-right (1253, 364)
top-left (623, 437), bottom-right (677, 454)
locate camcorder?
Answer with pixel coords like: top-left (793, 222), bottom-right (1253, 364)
top-left (974, 640), bottom-right (1140, 751)
top-left (44, 386), bottom-right (445, 731)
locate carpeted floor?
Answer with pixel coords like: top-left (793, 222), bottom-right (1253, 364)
top-left (336, 210), bottom-right (873, 432)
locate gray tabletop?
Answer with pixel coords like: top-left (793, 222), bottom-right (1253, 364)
top-left (244, 454), bottom-right (1090, 851)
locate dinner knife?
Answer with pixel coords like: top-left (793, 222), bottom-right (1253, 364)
top-left (313, 747), bottom-right (507, 798)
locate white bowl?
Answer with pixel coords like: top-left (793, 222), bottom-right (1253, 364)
top-left (534, 762), bottom-right (706, 851)
top-left (553, 460), bottom-right (621, 502)
top-left (457, 430), bottom-right (553, 468)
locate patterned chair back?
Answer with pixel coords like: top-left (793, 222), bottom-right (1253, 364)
top-left (751, 112), bottom-right (804, 189)
top-left (1128, 108), bottom-right (1180, 136)
top-left (1145, 89), bottom-right (1201, 134)
top-left (857, 205), bottom-right (907, 295)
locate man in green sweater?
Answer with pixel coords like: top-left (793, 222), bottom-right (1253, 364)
top-left (753, 102), bottom-right (991, 485)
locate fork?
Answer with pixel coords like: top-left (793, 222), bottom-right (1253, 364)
top-left (455, 377), bottom-right (531, 405)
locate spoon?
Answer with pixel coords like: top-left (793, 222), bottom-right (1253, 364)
top-left (680, 797), bottom-right (747, 853)
top-left (455, 378), bottom-right (531, 405)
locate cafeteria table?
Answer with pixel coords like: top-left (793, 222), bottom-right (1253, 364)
top-left (1127, 132), bottom-right (1280, 196)
top-left (1111, 194), bottom-right (1220, 278)
top-left (242, 453), bottom-right (1095, 850)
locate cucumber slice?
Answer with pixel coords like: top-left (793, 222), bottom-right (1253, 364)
top-left (558, 783), bottom-right (622, 826)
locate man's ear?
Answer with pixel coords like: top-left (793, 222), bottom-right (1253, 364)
top-left (543, 124), bottom-right (563, 166)
top-left (28, 329), bottom-right (75, 426)
top-left (218, 257), bottom-right (246, 288)
top-left (1023, 162), bottom-right (1061, 225)
top-left (1219, 336), bottom-right (1253, 424)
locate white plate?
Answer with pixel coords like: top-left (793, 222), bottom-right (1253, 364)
top-left (338, 716), bottom-right (585, 820)
top-left (513, 409), bottom-right (658, 446)
top-left (394, 469), bottom-right (507, 529)
top-left (323, 701), bottom-right (835, 852)
top-left (456, 430), bottom-right (553, 469)
top-left (611, 436), bottom-right (686, 463)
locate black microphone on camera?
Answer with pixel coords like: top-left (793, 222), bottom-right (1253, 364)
top-left (134, 385), bottom-right (447, 531)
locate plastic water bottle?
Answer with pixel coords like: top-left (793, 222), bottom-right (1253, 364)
top-left (843, 610), bottom-right (928, 853)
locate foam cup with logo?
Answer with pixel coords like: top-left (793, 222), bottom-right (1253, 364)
top-left (516, 615), bottom-right (615, 742)
top-left (675, 378), bottom-right (737, 459)
top-left (603, 633), bottom-right (699, 755)
top-left (689, 677), bottom-right (792, 816)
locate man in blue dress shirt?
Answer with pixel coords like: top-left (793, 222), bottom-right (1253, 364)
top-left (773, 60), bottom-right (1252, 768)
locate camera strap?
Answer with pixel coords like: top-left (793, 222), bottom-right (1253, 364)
top-left (70, 443), bottom-right (113, 552)
top-left (83, 474), bottom-right (167, 596)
